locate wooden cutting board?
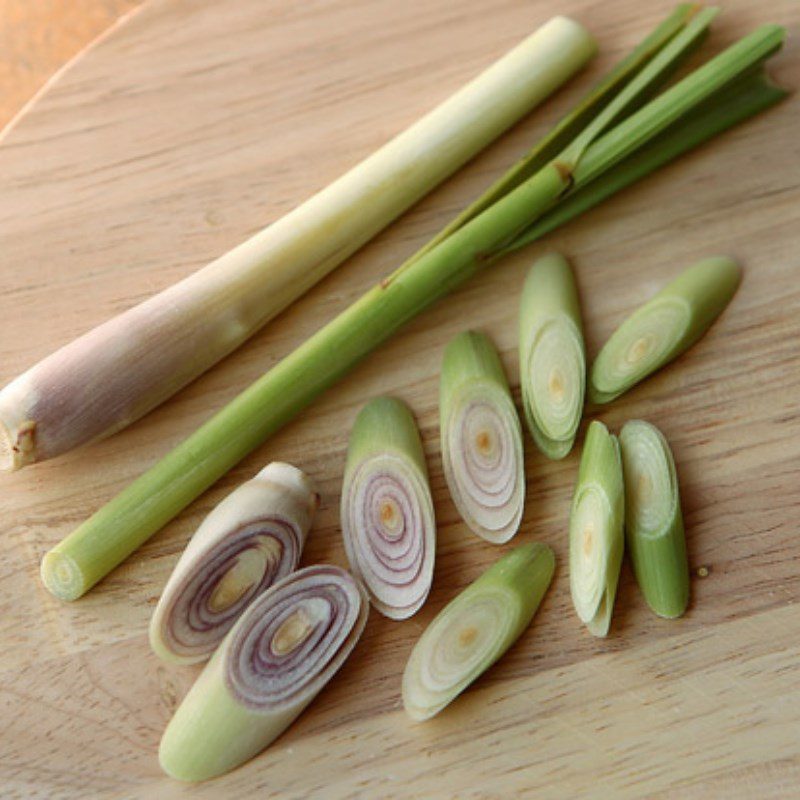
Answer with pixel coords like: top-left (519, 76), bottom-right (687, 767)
top-left (1, 1), bottom-right (798, 797)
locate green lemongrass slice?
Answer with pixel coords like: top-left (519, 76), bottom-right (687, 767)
top-left (341, 397), bottom-right (435, 619)
top-left (149, 462), bottom-right (319, 664)
top-left (620, 420), bottom-right (689, 618)
top-left (589, 256), bottom-right (741, 403)
top-left (402, 542), bottom-right (554, 721)
top-left (43, 10), bottom-right (787, 600)
top-left (440, 332), bottom-right (524, 544)
top-left (0, 16), bottom-right (595, 472)
top-left (569, 420), bottom-right (624, 637)
top-left (519, 253), bottom-right (585, 459)
top-left (159, 565), bottom-right (368, 782)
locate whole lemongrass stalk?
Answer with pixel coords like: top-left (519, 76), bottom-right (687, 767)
top-left (590, 256), bottom-right (741, 403)
top-left (159, 565), bottom-right (368, 782)
top-left (341, 397), bottom-right (435, 619)
top-left (402, 542), bottom-right (554, 721)
top-left (440, 331), bottom-right (525, 544)
top-left (619, 420), bottom-right (689, 618)
top-left (519, 253), bottom-right (585, 459)
top-left (149, 462), bottom-right (318, 664)
top-left (42, 10), bottom-right (788, 600)
top-left (0, 17), bottom-right (595, 471)
top-left (569, 420), bottom-right (624, 637)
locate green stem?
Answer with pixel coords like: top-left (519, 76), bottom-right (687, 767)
top-left (41, 9), bottom-right (787, 600)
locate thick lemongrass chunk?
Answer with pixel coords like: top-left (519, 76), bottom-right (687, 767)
top-left (402, 542), bottom-right (554, 721)
top-left (440, 331), bottom-right (525, 544)
top-left (620, 420), bottom-right (689, 618)
top-left (159, 565), bottom-right (368, 782)
top-left (590, 256), bottom-right (741, 403)
top-left (519, 253), bottom-right (585, 459)
top-left (341, 397), bottom-right (435, 619)
top-left (0, 16), bottom-right (595, 472)
top-left (149, 463), bottom-right (319, 664)
top-left (569, 420), bottom-right (624, 637)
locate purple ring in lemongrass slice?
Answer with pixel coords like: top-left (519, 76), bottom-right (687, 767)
top-left (341, 397), bottom-right (435, 620)
top-left (440, 331), bottom-right (525, 544)
top-left (149, 462), bottom-right (319, 664)
top-left (159, 565), bottom-right (368, 781)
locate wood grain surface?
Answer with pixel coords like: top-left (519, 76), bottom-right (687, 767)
top-left (0, 0), bottom-right (798, 797)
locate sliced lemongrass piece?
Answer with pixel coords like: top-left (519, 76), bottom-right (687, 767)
top-left (620, 420), bottom-right (689, 618)
top-left (569, 420), bottom-right (624, 637)
top-left (149, 462), bottom-right (319, 664)
top-left (159, 565), bottom-right (368, 782)
top-left (402, 542), bottom-right (554, 721)
top-left (519, 253), bottom-right (585, 459)
top-left (341, 397), bottom-right (435, 620)
top-left (589, 255), bottom-right (741, 404)
top-left (440, 331), bottom-right (525, 544)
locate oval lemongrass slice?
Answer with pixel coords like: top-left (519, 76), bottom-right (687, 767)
top-left (403, 542), bottom-right (554, 721)
top-left (519, 253), bottom-right (585, 459)
top-left (590, 256), bottom-right (741, 403)
top-left (440, 331), bottom-right (525, 543)
top-left (341, 397), bottom-right (435, 620)
top-left (159, 565), bottom-right (368, 782)
top-left (149, 462), bottom-right (319, 664)
top-left (620, 420), bottom-right (689, 619)
top-left (569, 420), bottom-right (624, 637)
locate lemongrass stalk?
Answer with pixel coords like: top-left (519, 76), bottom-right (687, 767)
top-left (149, 462), bottom-right (319, 664)
top-left (440, 331), bottom-right (524, 544)
top-left (402, 542), bottom-right (554, 721)
top-left (519, 253), bottom-right (585, 459)
top-left (42, 11), bottom-right (787, 600)
top-left (589, 256), bottom-right (741, 403)
top-left (0, 17), bottom-right (595, 472)
top-left (341, 397), bottom-right (435, 619)
top-left (619, 420), bottom-right (689, 618)
top-left (569, 420), bottom-right (624, 637)
top-left (159, 565), bottom-right (368, 782)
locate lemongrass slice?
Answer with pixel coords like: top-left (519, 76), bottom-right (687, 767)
top-left (402, 542), bottom-right (554, 721)
top-left (590, 256), bottom-right (741, 403)
top-left (569, 420), bottom-right (624, 637)
top-left (620, 420), bottom-right (689, 619)
top-left (149, 462), bottom-right (319, 664)
top-left (440, 331), bottom-right (525, 544)
top-left (519, 253), bottom-right (585, 459)
top-left (341, 397), bottom-right (435, 620)
top-left (159, 565), bottom-right (368, 782)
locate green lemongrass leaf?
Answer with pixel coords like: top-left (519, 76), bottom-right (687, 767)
top-left (402, 542), bottom-right (554, 721)
top-left (573, 23), bottom-right (785, 185)
top-left (411, 3), bottom-right (702, 263)
top-left (440, 331), bottom-right (525, 544)
top-left (620, 420), bottom-right (689, 619)
top-left (510, 70), bottom-right (788, 247)
top-left (589, 256), bottom-right (740, 403)
top-left (519, 253), bottom-right (586, 459)
top-left (560, 5), bottom-right (718, 165)
top-left (569, 420), bottom-right (624, 637)
top-left (159, 565), bottom-right (368, 782)
top-left (149, 462), bottom-right (319, 664)
top-left (341, 397), bottom-right (435, 619)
